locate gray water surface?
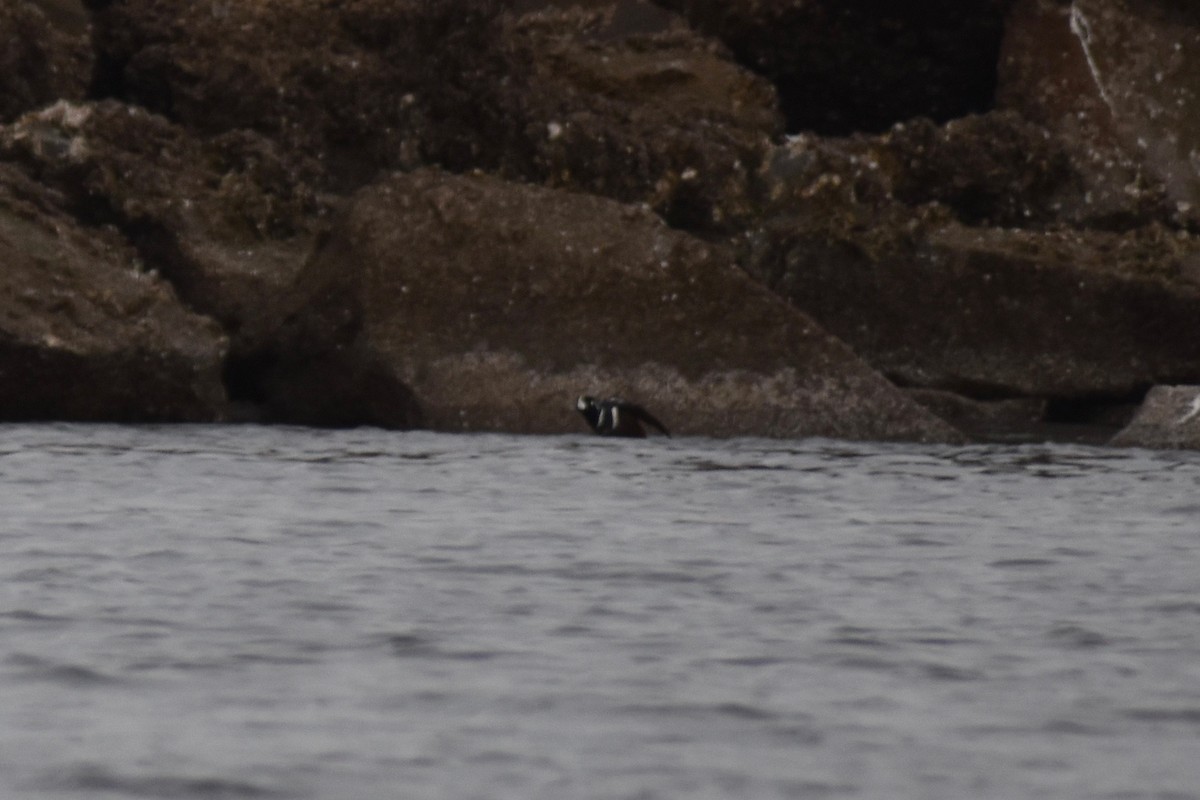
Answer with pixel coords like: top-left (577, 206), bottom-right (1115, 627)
top-left (1, 424), bottom-right (1198, 799)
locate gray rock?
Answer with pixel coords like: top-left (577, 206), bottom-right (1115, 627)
top-left (1111, 386), bottom-right (1200, 449)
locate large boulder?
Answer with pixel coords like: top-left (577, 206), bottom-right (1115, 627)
top-left (998, 0), bottom-right (1200, 227)
top-left (743, 120), bottom-right (1200, 401)
top-left (0, 100), bottom-right (329, 358)
top-left (91, 0), bottom-right (779, 231)
top-left (654, 0), bottom-right (1009, 134)
top-left (745, 214), bottom-right (1200, 398)
top-left (0, 164), bottom-right (227, 420)
top-left (0, 0), bottom-right (92, 122)
top-left (1110, 386), bottom-right (1200, 450)
top-left (268, 170), bottom-right (962, 441)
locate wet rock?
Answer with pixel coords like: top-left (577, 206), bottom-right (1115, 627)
top-left (0, 100), bottom-right (330, 358)
top-left (278, 169), bottom-right (962, 441)
top-left (0, 0), bottom-right (92, 122)
top-left (1110, 386), bottom-right (1200, 449)
top-left (0, 163), bottom-right (227, 421)
top-left (654, 0), bottom-right (1009, 134)
top-left (744, 214), bottom-right (1200, 398)
top-left (998, 0), bottom-right (1200, 228)
top-left (91, 0), bottom-right (779, 232)
top-left (905, 389), bottom-right (1047, 442)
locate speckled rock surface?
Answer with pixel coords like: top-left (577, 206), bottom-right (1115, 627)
top-left (746, 217), bottom-right (1200, 397)
top-left (743, 115), bottom-right (1200, 401)
top-left (504, 5), bottom-right (780, 231)
top-left (1111, 386), bottom-right (1200, 449)
top-left (0, 163), bottom-right (227, 420)
top-left (0, 0), bottom-right (92, 122)
top-left (0, 100), bottom-right (330, 358)
top-left (998, 0), bottom-right (1200, 227)
top-left (286, 170), bottom-right (962, 441)
top-left (91, 0), bottom-right (779, 232)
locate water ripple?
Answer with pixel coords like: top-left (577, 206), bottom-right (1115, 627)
top-left (37, 763), bottom-right (290, 798)
top-left (0, 425), bottom-right (1198, 800)
top-left (6, 654), bottom-right (123, 686)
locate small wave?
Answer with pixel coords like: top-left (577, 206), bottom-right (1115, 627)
top-left (824, 629), bottom-right (893, 649)
top-left (682, 458), bottom-right (793, 473)
top-left (617, 701), bottom-right (781, 722)
top-left (6, 653), bottom-right (122, 686)
top-left (989, 558), bottom-right (1058, 569)
top-left (373, 631), bottom-right (504, 662)
top-left (130, 548), bottom-right (188, 560)
top-left (774, 780), bottom-right (859, 798)
top-left (11, 566), bottom-right (82, 582)
top-left (0, 609), bottom-right (73, 624)
top-left (377, 632), bottom-right (438, 657)
top-left (899, 535), bottom-right (951, 547)
top-left (709, 655), bottom-right (798, 667)
top-left (1046, 624), bottom-right (1109, 649)
top-left (465, 749), bottom-right (524, 765)
top-left (549, 624), bottom-right (593, 637)
top-left (1042, 719), bottom-right (1112, 736)
top-left (828, 654), bottom-right (900, 672)
top-left (907, 636), bottom-right (982, 647)
top-left (1122, 708), bottom-right (1200, 725)
top-left (1049, 546), bottom-right (1099, 558)
top-left (233, 654), bottom-right (324, 669)
top-left (38, 763), bottom-right (290, 798)
top-left (1147, 601), bottom-right (1200, 615)
top-left (920, 662), bottom-right (985, 682)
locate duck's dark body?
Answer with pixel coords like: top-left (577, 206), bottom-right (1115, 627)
top-left (575, 396), bottom-right (670, 438)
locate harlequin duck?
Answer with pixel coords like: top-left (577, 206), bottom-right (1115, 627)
top-left (576, 396), bottom-right (670, 438)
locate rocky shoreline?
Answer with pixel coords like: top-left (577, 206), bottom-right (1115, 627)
top-left (3, 0), bottom-right (1200, 448)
